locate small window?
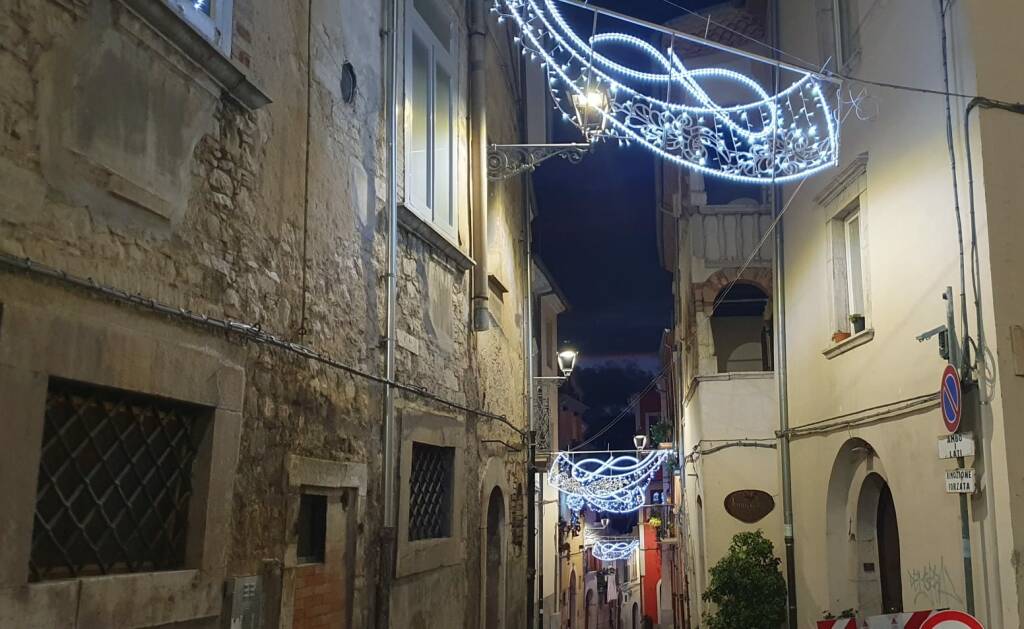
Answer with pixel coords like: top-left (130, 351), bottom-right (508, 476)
top-left (408, 442), bottom-right (455, 541)
top-left (297, 494), bottom-right (328, 564)
top-left (405, 0), bottom-right (456, 234)
top-left (833, 0), bottom-right (861, 67)
top-left (30, 378), bottom-right (210, 581)
top-left (168, 0), bottom-right (234, 55)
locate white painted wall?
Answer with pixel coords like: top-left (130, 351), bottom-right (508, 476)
top-left (777, 0), bottom-right (1024, 625)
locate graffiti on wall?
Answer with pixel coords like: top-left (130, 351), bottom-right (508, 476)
top-left (907, 557), bottom-right (964, 609)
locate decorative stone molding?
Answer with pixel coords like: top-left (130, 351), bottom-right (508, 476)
top-left (693, 267), bottom-right (773, 312)
top-left (814, 152), bottom-right (868, 208)
top-left (0, 291), bottom-right (244, 628)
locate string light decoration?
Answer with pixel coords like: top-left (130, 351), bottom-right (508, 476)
top-left (492, 0), bottom-right (840, 183)
top-left (548, 450), bottom-right (671, 513)
top-left (584, 532), bottom-right (641, 562)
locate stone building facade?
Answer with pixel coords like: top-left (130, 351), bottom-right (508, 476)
top-left (0, 0), bottom-right (535, 627)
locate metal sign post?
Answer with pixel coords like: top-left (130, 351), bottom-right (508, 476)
top-left (937, 292), bottom-right (975, 617)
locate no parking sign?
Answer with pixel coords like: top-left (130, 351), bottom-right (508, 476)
top-left (941, 364), bottom-right (962, 433)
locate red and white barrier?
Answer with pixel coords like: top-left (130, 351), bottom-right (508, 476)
top-left (866, 610), bottom-right (983, 629)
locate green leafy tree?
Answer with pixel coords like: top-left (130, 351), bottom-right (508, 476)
top-left (702, 530), bottom-right (787, 629)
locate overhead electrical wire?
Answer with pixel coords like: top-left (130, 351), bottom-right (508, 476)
top-left (0, 253), bottom-right (524, 437)
top-left (648, 0), bottom-right (1022, 106)
top-left (568, 360), bottom-right (673, 451)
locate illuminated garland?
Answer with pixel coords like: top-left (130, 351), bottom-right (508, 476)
top-left (584, 533), bottom-right (641, 562)
top-left (493, 0), bottom-right (840, 183)
top-left (548, 450), bottom-right (671, 513)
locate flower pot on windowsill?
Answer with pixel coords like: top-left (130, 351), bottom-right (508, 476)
top-left (817, 620), bottom-right (857, 629)
top-left (849, 314), bottom-right (866, 334)
top-left (832, 331), bottom-right (852, 344)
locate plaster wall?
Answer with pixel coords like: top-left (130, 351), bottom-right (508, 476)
top-left (777, 0), bottom-right (1024, 625)
top-left (682, 374), bottom-right (782, 621)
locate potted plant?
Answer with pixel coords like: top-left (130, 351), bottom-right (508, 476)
top-left (832, 330), bottom-right (851, 344)
top-left (817, 609), bottom-right (858, 629)
top-left (702, 531), bottom-right (786, 629)
top-left (849, 313), bottom-right (866, 333)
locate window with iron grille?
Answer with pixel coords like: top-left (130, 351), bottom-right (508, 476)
top-left (408, 442), bottom-right (454, 541)
top-left (30, 378), bottom-right (211, 582)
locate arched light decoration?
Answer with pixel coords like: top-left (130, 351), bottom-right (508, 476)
top-left (549, 450), bottom-right (672, 513)
top-left (584, 533), bottom-right (641, 562)
top-left (493, 0), bottom-right (840, 183)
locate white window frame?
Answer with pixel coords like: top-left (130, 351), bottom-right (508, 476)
top-left (832, 0), bottom-right (860, 68)
top-left (168, 0), bottom-right (233, 56)
top-left (404, 0), bottom-right (457, 236)
top-left (843, 210), bottom-right (865, 318)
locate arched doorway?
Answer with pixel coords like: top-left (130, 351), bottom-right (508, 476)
top-left (631, 602), bottom-right (639, 629)
top-left (876, 482), bottom-right (903, 613)
top-left (485, 487), bottom-right (505, 628)
top-left (826, 440), bottom-right (902, 617)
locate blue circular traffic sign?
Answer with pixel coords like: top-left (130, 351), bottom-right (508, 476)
top-left (941, 364), bottom-right (962, 433)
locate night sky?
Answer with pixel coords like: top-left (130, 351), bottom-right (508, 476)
top-left (531, 0), bottom-right (725, 449)
top-left (532, 0), bottom-right (722, 367)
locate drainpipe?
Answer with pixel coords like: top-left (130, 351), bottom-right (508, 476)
top-left (770, 1), bottom-right (797, 626)
top-left (774, 171), bottom-right (798, 629)
top-left (378, 0), bottom-right (400, 626)
top-left (469, 0), bottom-right (490, 331)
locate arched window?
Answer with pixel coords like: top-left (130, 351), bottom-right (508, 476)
top-left (710, 283), bottom-right (771, 373)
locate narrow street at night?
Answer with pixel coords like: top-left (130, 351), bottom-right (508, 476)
top-left (0, 0), bottom-right (1021, 628)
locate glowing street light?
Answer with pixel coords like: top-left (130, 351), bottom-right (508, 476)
top-left (571, 87), bottom-right (610, 140)
top-left (556, 349), bottom-right (579, 378)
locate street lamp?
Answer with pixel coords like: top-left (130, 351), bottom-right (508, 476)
top-left (633, 435), bottom-right (649, 450)
top-left (570, 86), bottom-right (611, 140)
top-left (556, 349), bottom-right (578, 378)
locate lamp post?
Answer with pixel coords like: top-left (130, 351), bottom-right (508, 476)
top-left (488, 85), bottom-right (611, 181)
top-left (532, 348), bottom-right (578, 629)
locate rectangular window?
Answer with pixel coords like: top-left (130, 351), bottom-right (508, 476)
top-left (829, 201), bottom-right (868, 336)
top-left (168, 0), bottom-right (233, 55)
top-left (297, 494), bottom-right (328, 564)
top-left (833, 0), bottom-right (861, 67)
top-left (30, 378), bottom-right (211, 581)
top-left (408, 442), bottom-right (454, 541)
top-left (406, 0), bottom-right (455, 233)
top-left (844, 211), bottom-right (865, 317)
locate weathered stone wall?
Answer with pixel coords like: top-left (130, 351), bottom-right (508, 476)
top-left (0, 0), bottom-right (530, 627)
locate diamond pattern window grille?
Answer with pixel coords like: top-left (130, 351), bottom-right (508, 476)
top-left (408, 442), bottom-right (454, 541)
top-left (30, 378), bottom-right (210, 582)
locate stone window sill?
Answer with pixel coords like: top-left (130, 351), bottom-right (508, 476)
top-left (398, 204), bottom-right (475, 273)
top-left (119, 0), bottom-right (270, 110)
top-left (823, 328), bottom-right (875, 359)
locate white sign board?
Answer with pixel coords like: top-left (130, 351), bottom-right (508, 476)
top-left (937, 432), bottom-right (975, 460)
top-left (945, 468), bottom-right (976, 494)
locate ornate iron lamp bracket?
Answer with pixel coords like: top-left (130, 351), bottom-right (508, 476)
top-left (488, 143), bottom-right (592, 181)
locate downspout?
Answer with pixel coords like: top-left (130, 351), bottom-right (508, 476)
top-left (770, 0), bottom-right (797, 627)
top-left (379, 0), bottom-right (400, 626)
top-left (469, 0), bottom-right (491, 331)
top-left (522, 83), bottom-right (537, 629)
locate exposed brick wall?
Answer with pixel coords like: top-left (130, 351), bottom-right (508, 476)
top-left (292, 563), bottom-right (346, 629)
